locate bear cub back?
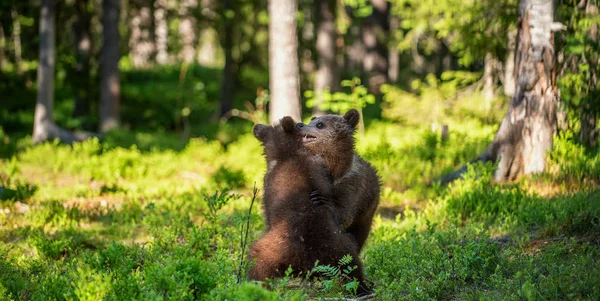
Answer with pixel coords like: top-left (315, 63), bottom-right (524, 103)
top-left (248, 116), bottom-right (366, 288)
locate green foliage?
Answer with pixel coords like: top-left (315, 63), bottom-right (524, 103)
top-left (305, 78), bottom-right (375, 114)
top-left (390, 0), bottom-right (516, 67)
top-left (0, 118), bottom-right (598, 299)
top-left (311, 255), bottom-right (360, 296)
top-left (381, 72), bottom-right (503, 126)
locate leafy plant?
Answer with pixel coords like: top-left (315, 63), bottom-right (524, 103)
top-left (311, 254), bottom-right (360, 296)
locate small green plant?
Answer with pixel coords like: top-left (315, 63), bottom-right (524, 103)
top-left (311, 254), bottom-right (360, 296)
top-left (202, 189), bottom-right (239, 228)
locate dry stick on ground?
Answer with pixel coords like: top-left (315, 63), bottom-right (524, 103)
top-left (237, 184), bottom-right (258, 284)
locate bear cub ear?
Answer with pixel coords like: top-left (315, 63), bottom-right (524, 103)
top-left (279, 116), bottom-right (297, 133)
top-left (253, 124), bottom-right (270, 142)
top-left (343, 109), bottom-right (360, 129)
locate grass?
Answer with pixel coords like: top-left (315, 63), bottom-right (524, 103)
top-left (1, 65), bottom-right (599, 299)
top-left (1, 119), bottom-right (599, 300)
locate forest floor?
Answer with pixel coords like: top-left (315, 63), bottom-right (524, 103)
top-left (1, 118), bottom-right (599, 300)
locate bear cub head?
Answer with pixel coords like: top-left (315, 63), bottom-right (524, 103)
top-left (253, 116), bottom-right (302, 161)
top-left (295, 109), bottom-right (360, 177)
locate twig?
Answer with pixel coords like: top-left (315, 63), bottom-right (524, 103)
top-left (237, 183), bottom-right (258, 283)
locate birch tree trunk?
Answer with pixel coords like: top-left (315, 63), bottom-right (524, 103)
top-left (100, 0), bottom-right (121, 132)
top-left (503, 29), bottom-right (517, 97)
top-left (580, 0), bottom-right (598, 147)
top-left (129, 5), bottom-right (154, 68)
top-left (388, 15), bottom-right (399, 83)
top-left (11, 8), bottom-right (23, 75)
top-left (154, 0), bottom-right (169, 64)
top-left (313, 0), bottom-right (338, 115)
top-left (484, 52), bottom-right (496, 101)
top-left (441, 0), bottom-right (563, 184)
top-left (268, 0), bottom-right (301, 124)
top-left (178, 0), bottom-right (198, 64)
top-left (488, 0), bottom-right (562, 181)
top-left (33, 0), bottom-right (88, 144)
top-left (0, 17), bottom-right (5, 70)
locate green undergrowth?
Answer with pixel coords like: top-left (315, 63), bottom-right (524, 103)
top-left (1, 119), bottom-right (599, 300)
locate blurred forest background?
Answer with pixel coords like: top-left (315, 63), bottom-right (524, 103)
top-left (0, 0), bottom-right (600, 300)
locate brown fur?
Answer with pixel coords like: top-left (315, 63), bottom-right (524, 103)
top-left (248, 116), bottom-right (366, 286)
top-left (297, 109), bottom-right (381, 251)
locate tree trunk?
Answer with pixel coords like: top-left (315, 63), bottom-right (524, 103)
top-left (129, 4), bottom-right (154, 68)
top-left (441, 0), bottom-right (562, 184)
top-left (580, 0), bottom-right (598, 148)
top-left (362, 0), bottom-right (389, 93)
top-left (388, 15), bottom-right (399, 83)
top-left (33, 0), bottom-right (91, 144)
top-left (11, 8), bottom-right (23, 75)
top-left (178, 0), bottom-right (198, 64)
top-left (503, 29), bottom-right (517, 97)
top-left (219, 0), bottom-right (234, 117)
top-left (154, 0), bottom-right (169, 64)
top-left (0, 17), bottom-right (6, 71)
top-left (72, 0), bottom-right (92, 120)
top-left (313, 0), bottom-right (338, 115)
top-left (268, 0), bottom-right (301, 124)
top-left (488, 0), bottom-right (560, 181)
top-left (484, 52), bottom-right (496, 101)
top-left (100, 0), bottom-right (121, 132)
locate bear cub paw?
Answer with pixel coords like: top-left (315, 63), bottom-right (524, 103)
top-left (309, 190), bottom-right (328, 206)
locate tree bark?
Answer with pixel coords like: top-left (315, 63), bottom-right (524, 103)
top-left (268, 0), bottom-right (301, 124)
top-left (33, 0), bottom-right (93, 144)
top-left (484, 52), bottom-right (496, 101)
top-left (11, 8), bottom-right (23, 75)
top-left (178, 0), bottom-right (198, 64)
top-left (580, 0), bottom-right (598, 148)
top-left (503, 29), bottom-right (517, 97)
top-left (72, 0), bottom-right (92, 119)
top-left (100, 0), bottom-right (121, 132)
top-left (0, 16), bottom-right (6, 71)
top-left (441, 0), bottom-right (562, 184)
top-left (154, 0), bottom-right (169, 64)
top-left (313, 0), bottom-right (338, 115)
top-left (219, 0), bottom-right (234, 117)
top-left (388, 15), bottom-right (399, 83)
top-left (362, 0), bottom-right (389, 93)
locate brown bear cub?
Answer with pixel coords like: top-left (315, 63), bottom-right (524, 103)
top-left (248, 116), bottom-right (369, 295)
top-left (296, 109), bottom-right (380, 252)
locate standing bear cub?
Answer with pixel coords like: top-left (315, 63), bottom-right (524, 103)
top-left (248, 116), bottom-right (368, 292)
top-left (296, 109), bottom-right (380, 251)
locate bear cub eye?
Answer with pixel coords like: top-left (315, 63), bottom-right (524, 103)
top-left (316, 122), bottom-right (325, 129)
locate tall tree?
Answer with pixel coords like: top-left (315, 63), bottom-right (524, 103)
top-left (129, 4), bottom-right (154, 68)
top-left (268, 0), bottom-right (301, 123)
top-left (579, 0), bottom-right (598, 147)
top-left (0, 14), bottom-right (5, 71)
top-left (33, 0), bottom-right (85, 144)
top-left (219, 0), bottom-right (234, 117)
top-left (154, 0), bottom-right (169, 64)
top-left (178, 0), bottom-right (198, 64)
top-left (100, 0), bottom-right (121, 132)
top-left (313, 0), bottom-right (338, 115)
top-left (72, 0), bottom-right (92, 119)
top-left (442, 0), bottom-right (564, 183)
top-left (11, 7), bottom-right (23, 75)
top-left (362, 0), bottom-right (389, 93)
